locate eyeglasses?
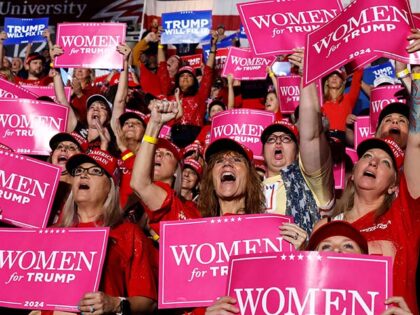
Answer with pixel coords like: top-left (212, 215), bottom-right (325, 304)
top-left (266, 134), bottom-right (293, 144)
top-left (71, 166), bottom-right (105, 177)
top-left (56, 144), bottom-right (79, 152)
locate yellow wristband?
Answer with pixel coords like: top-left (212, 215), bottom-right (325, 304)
top-left (151, 233), bottom-right (160, 241)
top-left (121, 151), bottom-right (134, 161)
top-left (269, 72), bottom-right (275, 78)
top-left (49, 62), bottom-right (54, 68)
top-left (142, 134), bottom-right (158, 144)
top-left (158, 44), bottom-right (164, 49)
top-left (396, 68), bottom-right (410, 79)
top-left (412, 73), bottom-right (420, 80)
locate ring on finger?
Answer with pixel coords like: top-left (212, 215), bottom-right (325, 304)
top-left (89, 305), bottom-right (95, 313)
top-left (294, 233), bottom-right (299, 240)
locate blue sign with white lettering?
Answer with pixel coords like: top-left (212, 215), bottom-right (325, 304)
top-left (4, 17), bottom-right (49, 45)
top-left (161, 10), bottom-right (212, 44)
top-left (202, 33), bottom-right (237, 62)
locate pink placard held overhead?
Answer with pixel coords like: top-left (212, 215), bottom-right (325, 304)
top-left (237, 0), bottom-right (342, 56)
top-left (0, 77), bottom-right (38, 99)
top-left (0, 150), bottom-right (61, 228)
top-left (0, 99), bottom-right (68, 155)
top-left (222, 47), bottom-right (276, 80)
top-left (210, 109), bottom-right (275, 159)
top-left (333, 161), bottom-right (345, 190)
top-left (22, 85), bottom-right (72, 103)
top-left (55, 23), bottom-right (126, 69)
top-left (0, 228), bottom-right (109, 312)
top-left (354, 116), bottom-right (372, 148)
top-left (277, 75), bottom-right (301, 114)
top-left (226, 252), bottom-right (392, 314)
top-left (159, 214), bottom-right (294, 308)
top-left (304, 0), bottom-right (419, 86)
top-left (370, 85), bottom-right (406, 133)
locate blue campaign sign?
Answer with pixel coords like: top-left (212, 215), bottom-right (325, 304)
top-left (161, 10), bottom-right (212, 44)
top-left (4, 17), bottom-right (49, 45)
top-left (202, 33), bottom-right (236, 62)
top-left (363, 61), bottom-right (395, 85)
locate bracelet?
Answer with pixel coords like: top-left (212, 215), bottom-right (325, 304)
top-left (269, 72), bottom-right (275, 78)
top-left (151, 233), bottom-right (160, 241)
top-left (121, 151), bottom-right (134, 161)
top-left (142, 134), bottom-right (158, 144)
top-left (158, 44), bottom-right (164, 48)
top-left (49, 62), bottom-right (54, 68)
top-left (412, 73), bottom-right (420, 80)
top-left (396, 68), bottom-right (410, 79)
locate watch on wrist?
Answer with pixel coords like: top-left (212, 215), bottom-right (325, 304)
top-left (117, 297), bottom-right (131, 315)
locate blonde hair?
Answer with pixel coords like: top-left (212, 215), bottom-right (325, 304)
top-left (323, 76), bottom-right (345, 102)
top-left (58, 178), bottom-right (122, 227)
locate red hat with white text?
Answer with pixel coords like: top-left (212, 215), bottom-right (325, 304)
top-left (357, 137), bottom-right (404, 170)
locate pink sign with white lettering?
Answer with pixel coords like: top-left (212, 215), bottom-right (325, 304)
top-left (0, 150), bottom-right (60, 228)
top-left (277, 75), bottom-right (301, 114)
top-left (22, 85), bottom-right (72, 103)
top-left (0, 99), bottom-right (68, 155)
top-left (237, 0), bottom-right (342, 56)
top-left (227, 252), bottom-right (392, 314)
top-left (55, 23), bottom-right (126, 69)
top-left (370, 85), bottom-right (406, 133)
top-left (159, 214), bottom-right (294, 308)
top-left (0, 77), bottom-right (38, 99)
top-left (304, 0), bottom-right (419, 86)
top-left (210, 109), bottom-right (275, 159)
top-left (354, 116), bottom-right (372, 148)
top-left (222, 47), bottom-right (275, 80)
top-left (0, 228), bottom-right (109, 312)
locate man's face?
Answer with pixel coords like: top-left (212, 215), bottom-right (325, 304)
top-left (28, 59), bottom-right (44, 77)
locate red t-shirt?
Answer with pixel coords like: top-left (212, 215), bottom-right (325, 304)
top-left (351, 173), bottom-right (420, 315)
top-left (15, 76), bottom-right (53, 86)
top-left (41, 221), bottom-right (157, 315)
top-left (118, 150), bottom-right (136, 208)
top-left (144, 181), bottom-right (202, 235)
top-left (322, 68), bottom-right (363, 131)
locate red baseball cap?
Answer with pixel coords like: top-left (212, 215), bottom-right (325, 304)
top-left (306, 220), bottom-right (368, 254)
top-left (66, 149), bottom-right (118, 184)
top-left (157, 138), bottom-right (182, 161)
top-left (357, 137), bottom-right (404, 170)
top-left (205, 138), bottom-right (253, 163)
top-left (261, 120), bottom-right (299, 144)
top-left (183, 158), bottom-right (203, 178)
top-left (49, 132), bottom-right (86, 151)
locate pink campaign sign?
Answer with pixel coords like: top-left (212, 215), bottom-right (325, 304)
top-left (304, 0), bottom-right (419, 86)
top-left (159, 214), bottom-right (294, 308)
top-left (345, 147), bottom-right (358, 164)
top-left (222, 47), bottom-right (275, 80)
top-left (227, 252), bottom-right (392, 315)
top-left (333, 161), bottom-right (345, 190)
top-left (0, 228), bottom-right (109, 312)
top-left (0, 150), bottom-right (60, 228)
top-left (277, 75), bottom-right (301, 114)
top-left (22, 85), bottom-right (72, 103)
top-left (370, 85), bottom-right (406, 133)
top-left (55, 23), bottom-right (126, 69)
top-left (0, 99), bottom-right (68, 155)
top-left (237, 0), bottom-right (342, 56)
top-left (0, 77), bottom-right (38, 99)
top-left (354, 116), bottom-right (372, 148)
top-left (210, 109), bottom-right (275, 159)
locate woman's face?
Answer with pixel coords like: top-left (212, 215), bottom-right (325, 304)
top-left (209, 105), bottom-right (224, 118)
top-left (74, 68), bottom-right (91, 81)
top-left (122, 118), bottom-right (145, 142)
top-left (263, 132), bottom-right (298, 175)
top-left (265, 92), bottom-right (279, 113)
top-left (179, 72), bottom-right (194, 91)
top-left (87, 101), bottom-right (109, 127)
top-left (167, 56), bottom-right (180, 78)
top-left (11, 57), bottom-right (22, 71)
top-left (326, 73), bottom-right (344, 89)
top-left (2, 57), bottom-right (11, 69)
top-left (72, 162), bottom-right (111, 206)
top-left (316, 236), bottom-right (363, 254)
top-left (153, 147), bottom-right (178, 182)
top-left (353, 148), bottom-right (396, 195)
top-left (182, 167), bottom-right (199, 190)
top-left (376, 113), bottom-right (409, 149)
top-left (211, 151), bottom-right (248, 201)
top-left (51, 141), bottom-right (81, 170)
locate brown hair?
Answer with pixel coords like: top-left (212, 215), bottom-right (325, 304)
top-left (198, 150), bottom-right (265, 217)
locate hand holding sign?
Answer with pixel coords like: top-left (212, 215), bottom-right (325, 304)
top-left (205, 296), bottom-right (239, 315)
top-left (407, 28), bottom-right (420, 53)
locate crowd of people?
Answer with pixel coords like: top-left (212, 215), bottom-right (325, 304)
top-left (0, 10), bottom-right (420, 315)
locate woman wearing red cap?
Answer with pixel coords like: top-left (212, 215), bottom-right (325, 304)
top-left (181, 158), bottom-right (202, 203)
top-left (39, 150), bottom-right (157, 315)
top-left (316, 129), bottom-right (420, 313)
